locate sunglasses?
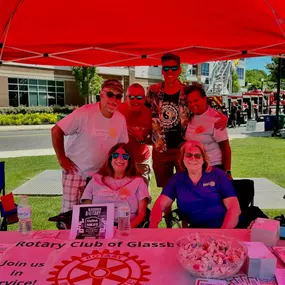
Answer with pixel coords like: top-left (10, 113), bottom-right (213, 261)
top-left (111, 152), bottom-right (130, 160)
top-left (105, 91), bottom-right (123, 100)
top-left (184, 152), bottom-right (203, 159)
top-left (162, 66), bottom-right (179, 72)
top-left (128, 95), bottom-right (145, 100)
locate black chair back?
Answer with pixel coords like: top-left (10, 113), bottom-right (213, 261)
top-left (232, 179), bottom-right (254, 212)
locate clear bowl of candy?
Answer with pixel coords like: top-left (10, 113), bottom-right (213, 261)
top-left (176, 233), bottom-right (248, 279)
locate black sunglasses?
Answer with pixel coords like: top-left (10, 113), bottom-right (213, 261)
top-left (162, 66), bottom-right (179, 72)
top-left (184, 152), bottom-right (203, 159)
top-left (106, 91), bottom-right (123, 100)
top-left (111, 152), bottom-right (130, 160)
top-left (128, 95), bottom-right (145, 100)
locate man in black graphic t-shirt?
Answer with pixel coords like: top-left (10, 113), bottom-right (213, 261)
top-left (146, 53), bottom-right (188, 188)
top-left (162, 92), bottom-right (184, 148)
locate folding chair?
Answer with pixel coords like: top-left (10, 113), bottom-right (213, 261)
top-left (0, 161), bottom-right (18, 231)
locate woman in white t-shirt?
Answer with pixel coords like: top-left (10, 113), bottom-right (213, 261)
top-left (184, 85), bottom-right (232, 179)
top-left (81, 143), bottom-right (151, 228)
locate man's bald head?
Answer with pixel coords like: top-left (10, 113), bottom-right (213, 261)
top-left (126, 83), bottom-right (146, 112)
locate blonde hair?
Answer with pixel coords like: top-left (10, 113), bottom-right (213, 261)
top-left (179, 140), bottom-right (212, 172)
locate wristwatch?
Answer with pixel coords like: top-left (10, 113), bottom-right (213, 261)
top-left (225, 170), bottom-right (232, 175)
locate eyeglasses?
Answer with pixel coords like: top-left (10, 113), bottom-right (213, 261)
top-left (111, 152), bottom-right (130, 160)
top-left (184, 152), bottom-right (203, 159)
top-left (128, 95), bottom-right (145, 100)
top-left (105, 91), bottom-right (123, 100)
top-left (162, 66), bottom-right (179, 72)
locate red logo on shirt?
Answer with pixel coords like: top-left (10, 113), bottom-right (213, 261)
top-left (195, 126), bottom-right (205, 134)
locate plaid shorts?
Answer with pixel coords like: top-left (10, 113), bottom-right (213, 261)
top-left (61, 170), bottom-right (87, 213)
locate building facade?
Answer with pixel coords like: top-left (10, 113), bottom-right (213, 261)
top-left (0, 60), bottom-right (246, 107)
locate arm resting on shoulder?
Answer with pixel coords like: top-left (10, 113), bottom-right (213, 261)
top-left (51, 125), bottom-right (66, 161)
top-left (149, 195), bottom-right (173, 228)
top-left (219, 139), bottom-right (231, 172)
top-left (221, 197), bottom-right (241, 229)
top-left (131, 198), bottom-right (148, 228)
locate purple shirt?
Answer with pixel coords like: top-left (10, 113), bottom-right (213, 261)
top-left (162, 168), bottom-right (236, 228)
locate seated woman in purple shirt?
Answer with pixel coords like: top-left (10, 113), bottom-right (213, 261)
top-left (81, 143), bottom-right (151, 228)
top-left (150, 140), bottom-right (241, 228)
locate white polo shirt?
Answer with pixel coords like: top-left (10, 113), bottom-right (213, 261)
top-left (57, 103), bottom-right (128, 176)
top-left (185, 107), bottom-right (228, 166)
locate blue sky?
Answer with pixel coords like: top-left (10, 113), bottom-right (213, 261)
top-left (245, 56), bottom-right (272, 73)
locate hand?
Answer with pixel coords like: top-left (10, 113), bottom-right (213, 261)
top-left (214, 113), bottom-right (228, 130)
top-left (59, 156), bottom-right (78, 174)
top-left (227, 173), bottom-right (233, 180)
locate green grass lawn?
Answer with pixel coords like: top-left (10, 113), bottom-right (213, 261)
top-left (2, 137), bottom-right (285, 230)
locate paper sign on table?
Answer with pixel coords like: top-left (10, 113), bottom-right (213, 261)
top-left (69, 203), bottom-right (115, 240)
top-left (275, 269), bottom-right (285, 285)
top-left (195, 278), bottom-right (227, 285)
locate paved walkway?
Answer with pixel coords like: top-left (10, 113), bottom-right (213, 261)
top-left (12, 170), bottom-right (285, 209)
top-left (1, 122), bottom-right (284, 158)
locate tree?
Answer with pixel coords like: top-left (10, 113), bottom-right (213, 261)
top-left (245, 69), bottom-right (267, 91)
top-left (266, 57), bottom-right (285, 90)
top-left (232, 69), bottom-right (241, 93)
top-left (72, 67), bottom-right (103, 103)
top-left (178, 64), bottom-right (188, 83)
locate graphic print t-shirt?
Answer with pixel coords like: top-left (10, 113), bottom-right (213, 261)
top-left (162, 91), bottom-right (183, 148)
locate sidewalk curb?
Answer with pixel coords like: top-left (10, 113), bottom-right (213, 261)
top-left (0, 124), bottom-right (55, 131)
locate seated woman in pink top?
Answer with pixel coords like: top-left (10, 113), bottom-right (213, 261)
top-left (81, 143), bottom-right (151, 228)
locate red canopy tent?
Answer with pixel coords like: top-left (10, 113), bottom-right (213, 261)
top-left (1, 0), bottom-right (285, 66)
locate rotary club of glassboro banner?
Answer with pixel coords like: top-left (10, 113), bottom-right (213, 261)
top-left (0, 238), bottom-right (186, 285)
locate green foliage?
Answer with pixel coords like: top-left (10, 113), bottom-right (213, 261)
top-left (266, 57), bottom-right (285, 90)
top-left (178, 64), bottom-right (188, 83)
top-left (72, 67), bottom-right (103, 97)
top-left (0, 105), bottom-right (76, 115)
top-left (0, 113), bottom-right (58, 125)
top-left (232, 69), bottom-right (241, 92)
top-left (245, 69), bottom-right (267, 90)
top-left (266, 57), bottom-right (279, 82)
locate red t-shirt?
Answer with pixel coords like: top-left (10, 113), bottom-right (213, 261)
top-left (118, 103), bottom-right (152, 163)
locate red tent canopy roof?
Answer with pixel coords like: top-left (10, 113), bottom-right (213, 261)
top-left (1, 0), bottom-right (285, 66)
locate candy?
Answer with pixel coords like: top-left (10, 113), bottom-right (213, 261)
top-left (177, 234), bottom-right (247, 278)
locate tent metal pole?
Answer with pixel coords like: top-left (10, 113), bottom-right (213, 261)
top-left (272, 56), bottom-right (282, 137)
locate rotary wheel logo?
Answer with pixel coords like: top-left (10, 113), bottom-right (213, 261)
top-left (47, 249), bottom-right (151, 285)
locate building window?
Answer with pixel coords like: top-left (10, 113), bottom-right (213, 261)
top-left (8, 78), bottom-right (65, 107)
top-left (237, 68), bottom-right (244, 80)
top-left (201, 63), bottom-right (209, 76)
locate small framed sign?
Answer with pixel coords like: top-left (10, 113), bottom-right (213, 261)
top-left (69, 204), bottom-right (115, 240)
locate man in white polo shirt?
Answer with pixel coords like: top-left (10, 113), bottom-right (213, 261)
top-left (51, 79), bottom-right (129, 213)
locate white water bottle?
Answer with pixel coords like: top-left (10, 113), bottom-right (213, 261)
top-left (117, 203), bottom-right (131, 236)
top-left (17, 195), bottom-right (32, 235)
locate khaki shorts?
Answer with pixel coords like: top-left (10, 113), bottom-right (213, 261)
top-left (136, 156), bottom-right (152, 187)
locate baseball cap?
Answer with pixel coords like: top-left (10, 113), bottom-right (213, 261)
top-left (101, 79), bottom-right (124, 93)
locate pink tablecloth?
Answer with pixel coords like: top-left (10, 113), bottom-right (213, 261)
top-left (0, 229), bottom-right (283, 285)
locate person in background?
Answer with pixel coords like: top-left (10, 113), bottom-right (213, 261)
top-left (185, 85), bottom-right (232, 179)
top-left (81, 143), bottom-right (151, 228)
top-left (118, 83), bottom-right (152, 185)
top-left (150, 140), bottom-right (241, 229)
top-left (51, 79), bottom-right (129, 213)
top-left (230, 102), bottom-right (237, 128)
top-left (237, 104), bottom-right (242, 127)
